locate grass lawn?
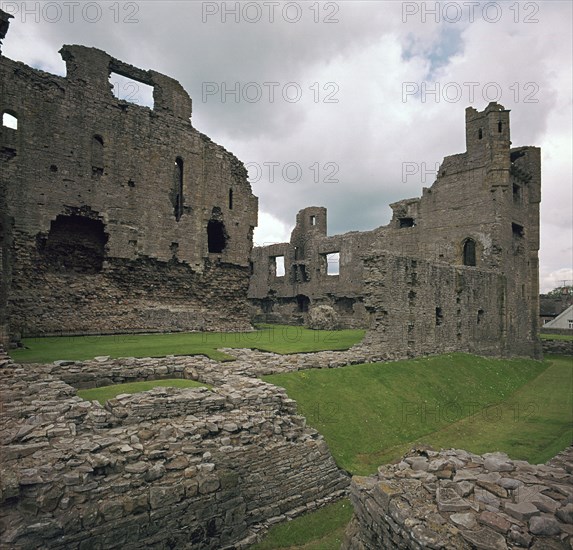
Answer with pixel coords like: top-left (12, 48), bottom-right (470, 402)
top-left (263, 353), bottom-right (572, 475)
top-left (257, 353), bottom-right (572, 549)
top-left (11, 324), bottom-right (365, 364)
top-left (250, 499), bottom-right (353, 550)
top-left (540, 333), bottom-right (573, 341)
top-left (77, 379), bottom-right (210, 405)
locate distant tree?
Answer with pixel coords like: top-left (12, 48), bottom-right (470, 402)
top-left (547, 285), bottom-right (573, 297)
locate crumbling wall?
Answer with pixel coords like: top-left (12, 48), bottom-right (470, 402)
top-left (0, 12), bottom-right (258, 341)
top-left (0, 354), bottom-right (348, 549)
top-left (342, 447), bottom-right (573, 549)
top-left (357, 253), bottom-right (507, 358)
top-left (249, 103), bottom-right (541, 358)
top-left (249, 207), bottom-right (371, 328)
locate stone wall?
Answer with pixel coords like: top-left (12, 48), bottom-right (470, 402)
top-left (343, 447), bottom-right (573, 549)
top-left (0, 11), bottom-right (258, 343)
top-left (359, 253), bottom-right (534, 359)
top-left (541, 339), bottom-right (573, 355)
top-left (0, 351), bottom-right (348, 549)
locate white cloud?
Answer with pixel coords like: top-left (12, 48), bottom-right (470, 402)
top-left (253, 212), bottom-right (291, 247)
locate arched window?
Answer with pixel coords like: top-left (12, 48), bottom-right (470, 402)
top-left (91, 135), bottom-right (104, 176)
top-left (1, 111), bottom-right (18, 130)
top-left (463, 239), bottom-right (476, 266)
top-left (173, 157), bottom-right (184, 221)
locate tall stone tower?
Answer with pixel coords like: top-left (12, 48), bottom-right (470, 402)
top-left (0, 9), bottom-right (258, 344)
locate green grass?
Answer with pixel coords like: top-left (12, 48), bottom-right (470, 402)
top-left (11, 325), bottom-right (365, 364)
top-left (263, 353), bottom-right (571, 475)
top-left (250, 499), bottom-right (353, 550)
top-left (540, 333), bottom-right (573, 341)
top-left (256, 353), bottom-right (572, 549)
top-left (77, 379), bottom-right (210, 405)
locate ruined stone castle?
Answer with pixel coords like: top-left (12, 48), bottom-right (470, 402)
top-left (0, 9), bottom-right (258, 345)
top-left (249, 103), bottom-right (542, 358)
top-left (2, 9), bottom-right (568, 550)
top-left (1, 7), bottom-right (541, 359)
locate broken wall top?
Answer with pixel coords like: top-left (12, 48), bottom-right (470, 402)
top-left (60, 45), bottom-right (192, 121)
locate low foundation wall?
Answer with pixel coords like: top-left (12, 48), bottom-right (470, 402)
top-left (542, 339), bottom-right (573, 355)
top-left (342, 447), bottom-right (573, 549)
top-left (0, 350), bottom-right (349, 549)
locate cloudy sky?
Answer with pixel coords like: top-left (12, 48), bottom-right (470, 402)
top-left (3, 0), bottom-right (571, 292)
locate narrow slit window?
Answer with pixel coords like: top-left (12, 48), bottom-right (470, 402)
top-left (173, 157), bottom-right (184, 222)
top-left (498, 121), bottom-right (503, 133)
top-left (91, 135), bottom-right (104, 176)
top-left (2, 111), bottom-right (17, 130)
top-left (513, 184), bottom-right (522, 204)
top-left (435, 307), bottom-right (443, 326)
top-left (310, 215), bottom-right (316, 226)
top-left (463, 239), bottom-right (476, 266)
top-left (478, 128), bottom-right (483, 140)
top-left (228, 188), bottom-right (233, 210)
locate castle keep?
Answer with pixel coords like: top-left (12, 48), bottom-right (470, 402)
top-left (249, 103), bottom-right (542, 358)
top-left (0, 12), bottom-right (258, 344)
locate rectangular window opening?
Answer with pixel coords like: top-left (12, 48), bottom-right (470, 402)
top-left (2, 112), bottom-right (17, 130)
top-left (109, 72), bottom-right (154, 108)
top-left (399, 217), bottom-right (415, 228)
top-left (326, 252), bottom-right (340, 276)
top-left (310, 215), bottom-right (316, 226)
top-left (512, 222), bottom-right (524, 238)
top-left (273, 256), bottom-right (285, 277)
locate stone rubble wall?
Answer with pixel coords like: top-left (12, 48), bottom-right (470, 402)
top-left (0, 350), bottom-right (348, 549)
top-left (33, 335), bottom-right (450, 393)
top-left (541, 339), bottom-right (573, 356)
top-left (342, 447), bottom-right (573, 550)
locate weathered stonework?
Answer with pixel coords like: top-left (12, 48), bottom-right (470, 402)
top-left (0, 11), bottom-right (258, 345)
top-left (343, 447), bottom-right (573, 550)
top-left (249, 103), bottom-right (541, 358)
top-left (541, 339), bottom-right (573, 356)
top-left (0, 348), bottom-right (348, 549)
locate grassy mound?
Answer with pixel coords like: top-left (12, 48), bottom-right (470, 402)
top-left (263, 353), bottom-right (572, 475)
top-left (257, 354), bottom-right (572, 548)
